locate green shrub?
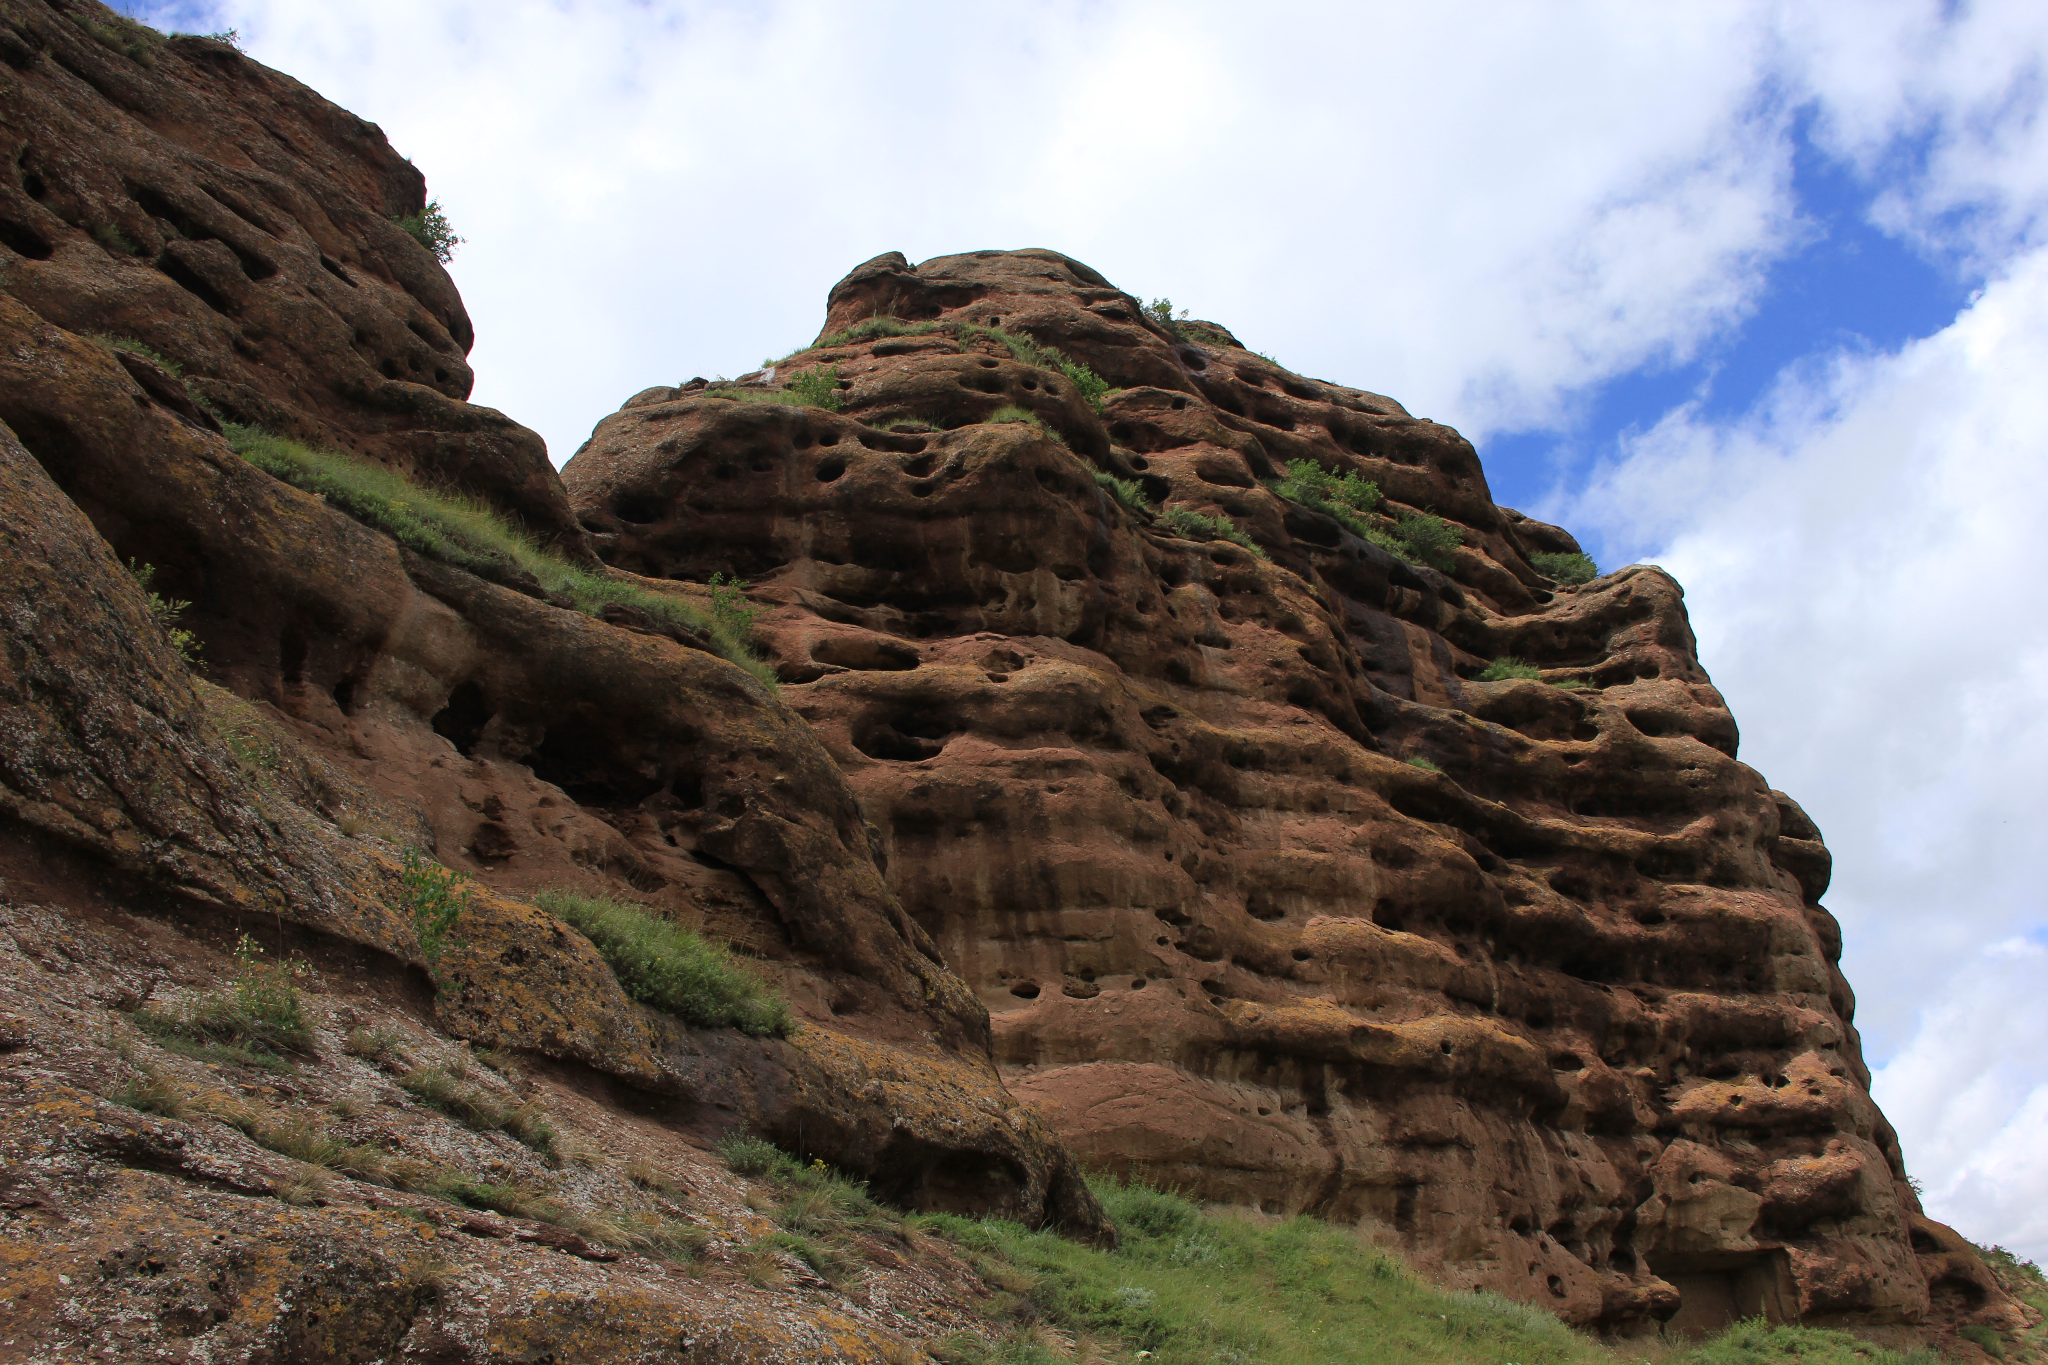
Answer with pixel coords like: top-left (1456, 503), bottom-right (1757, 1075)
top-left (1395, 511), bottom-right (1463, 571)
top-left (534, 890), bottom-right (793, 1037)
top-left (1156, 506), bottom-right (1268, 560)
top-left (124, 559), bottom-right (202, 665)
top-left (1476, 657), bottom-right (1541, 682)
top-left (1275, 457), bottom-right (1380, 516)
top-left (134, 934), bottom-right (313, 1062)
top-left (1267, 457), bottom-right (1386, 545)
top-left (1404, 756), bottom-right (1441, 772)
top-left (399, 850), bottom-right (473, 962)
top-left (225, 426), bottom-right (776, 689)
top-left (1530, 550), bottom-right (1597, 584)
top-left (393, 200), bottom-right (462, 264)
top-left (785, 365), bottom-right (846, 410)
top-left (718, 1133), bottom-right (797, 1178)
top-left (1145, 297), bottom-right (1187, 339)
top-left (1092, 470), bottom-right (1151, 513)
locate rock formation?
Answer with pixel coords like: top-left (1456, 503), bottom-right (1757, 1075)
top-left (563, 247), bottom-right (2024, 1340)
top-left (0, 1), bottom-right (2033, 1357)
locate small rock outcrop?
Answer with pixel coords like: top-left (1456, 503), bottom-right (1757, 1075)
top-left (564, 247), bottom-right (2025, 1338)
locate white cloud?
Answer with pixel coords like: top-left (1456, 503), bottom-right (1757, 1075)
top-left (1561, 245), bottom-right (2048, 1259)
top-left (1872, 938), bottom-right (2048, 1261)
top-left (154, 0), bottom-right (1808, 460)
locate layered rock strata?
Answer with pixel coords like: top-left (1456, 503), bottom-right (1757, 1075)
top-left (564, 248), bottom-right (2014, 1337)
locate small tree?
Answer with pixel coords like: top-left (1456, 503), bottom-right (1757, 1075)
top-left (394, 200), bottom-right (463, 264)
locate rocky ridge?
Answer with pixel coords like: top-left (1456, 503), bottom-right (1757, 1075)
top-left (0, 1), bottom-right (2034, 1359)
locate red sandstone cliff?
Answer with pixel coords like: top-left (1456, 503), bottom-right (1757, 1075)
top-left (563, 247), bottom-right (2023, 1339)
top-left (0, 1), bottom-right (2033, 1358)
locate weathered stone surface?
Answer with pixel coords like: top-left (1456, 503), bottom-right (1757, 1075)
top-left (562, 247), bottom-right (2019, 1337)
top-left (0, 0), bottom-right (584, 550)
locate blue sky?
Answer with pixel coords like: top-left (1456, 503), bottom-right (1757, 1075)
top-left (1488, 111), bottom-right (1975, 543)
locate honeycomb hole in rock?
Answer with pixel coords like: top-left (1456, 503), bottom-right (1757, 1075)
top-left (1009, 981), bottom-right (1040, 999)
top-left (0, 216), bottom-right (55, 260)
top-left (816, 456), bottom-right (846, 482)
top-left (612, 493), bottom-right (665, 524)
top-left (870, 1141), bottom-right (1028, 1218)
top-left (430, 682), bottom-right (493, 757)
top-left (523, 712), bottom-right (673, 806)
top-left (157, 253), bottom-right (235, 314)
top-left (1651, 1251), bottom-right (1798, 1340)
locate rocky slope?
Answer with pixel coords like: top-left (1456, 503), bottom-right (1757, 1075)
top-left (563, 247), bottom-right (2030, 1342)
top-left (0, 0), bottom-right (2033, 1358)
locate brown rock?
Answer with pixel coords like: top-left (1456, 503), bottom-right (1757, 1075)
top-left (561, 246), bottom-right (2015, 1337)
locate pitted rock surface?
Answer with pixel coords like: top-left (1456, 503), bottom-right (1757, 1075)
top-left (563, 247), bottom-right (2007, 1335)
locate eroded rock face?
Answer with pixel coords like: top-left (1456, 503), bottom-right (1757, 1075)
top-left (563, 247), bottom-right (2006, 1335)
top-left (0, 0), bottom-right (584, 550)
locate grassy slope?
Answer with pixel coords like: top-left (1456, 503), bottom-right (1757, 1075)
top-left (915, 1181), bottom-right (1944, 1365)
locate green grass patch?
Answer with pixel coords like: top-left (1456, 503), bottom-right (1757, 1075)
top-left (784, 364), bottom-right (846, 410)
top-left (224, 426), bottom-right (775, 690)
top-left (134, 933), bottom-right (313, 1063)
top-left (811, 317), bottom-right (944, 350)
top-left (717, 1135), bottom-right (890, 1287)
top-left (1679, 1319), bottom-right (1940, 1365)
top-left (534, 891), bottom-right (793, 1037)
top-left (984, 405), bottom-right (1071, 447)
top-left (1157, 506), bottom-right (1267, 560)
top-left (1093, 470), bottom-right (1152, 514)
top-left (1477, 657), bottom-right (1542, 682)
top-left (917, 1180), bottom-right (1950, 1365)
top-left (1531, 550), bottom-right (1598, 584)
top-left (70, 12), bottom-right (161, 64)
top-left (1404, 756), bottom-right (1441, 773)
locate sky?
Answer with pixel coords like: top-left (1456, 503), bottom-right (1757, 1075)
top-left (126, 0), bottom-right (2048, 1262)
